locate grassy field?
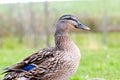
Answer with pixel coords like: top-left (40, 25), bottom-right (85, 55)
top-left (0, 32), bottom-right (120, 80)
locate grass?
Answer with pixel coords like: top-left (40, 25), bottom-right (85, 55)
top-left (71, 49), bottom-right (120, 80)
top-left (0, 32), bottom-right (120, 80)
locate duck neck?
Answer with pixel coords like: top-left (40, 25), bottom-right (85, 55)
top-left (54, 30), bottom-right (76, 51)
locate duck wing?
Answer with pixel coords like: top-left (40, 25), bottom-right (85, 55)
top-left (3, 47), bottom-right (58, 80)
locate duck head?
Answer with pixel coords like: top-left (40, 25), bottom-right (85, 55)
top-left (57, 15), bottom-right (90, 32)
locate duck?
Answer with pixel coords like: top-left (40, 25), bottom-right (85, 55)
top-left (3, 14), bottom-right (90, 80)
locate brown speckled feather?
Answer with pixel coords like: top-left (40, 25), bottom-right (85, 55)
top-left (4, 47), bottom-right (79, 80)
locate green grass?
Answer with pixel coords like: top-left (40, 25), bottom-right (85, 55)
top-left (0, 32), bottom-right (120, 80)
top-left (71, 49), bottom-right (120, 80)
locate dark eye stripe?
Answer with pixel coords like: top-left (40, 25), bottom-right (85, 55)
top-left (63, 17), bottom-right (78, 22)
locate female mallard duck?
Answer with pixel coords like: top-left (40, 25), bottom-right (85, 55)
top-left (3, 15), bottom-right (90, 80)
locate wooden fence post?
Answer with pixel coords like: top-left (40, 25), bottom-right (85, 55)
top-left (44, 1), bottom-right (50, 47)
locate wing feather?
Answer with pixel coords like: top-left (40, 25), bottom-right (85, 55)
top-left (3, 47), bottom-right (56, 80)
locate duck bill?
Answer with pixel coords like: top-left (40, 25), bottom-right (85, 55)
top-left (76, 23), bottom-right (90, 30)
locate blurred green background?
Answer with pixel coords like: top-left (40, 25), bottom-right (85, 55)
top-left (0, 0), bottom-right (120, 80)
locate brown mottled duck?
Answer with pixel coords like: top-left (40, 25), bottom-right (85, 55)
top-left (3, 15), bottom-right (90, 80)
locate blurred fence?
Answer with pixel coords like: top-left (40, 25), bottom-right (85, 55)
top-left (0, 0), bottom-right (120, 48)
